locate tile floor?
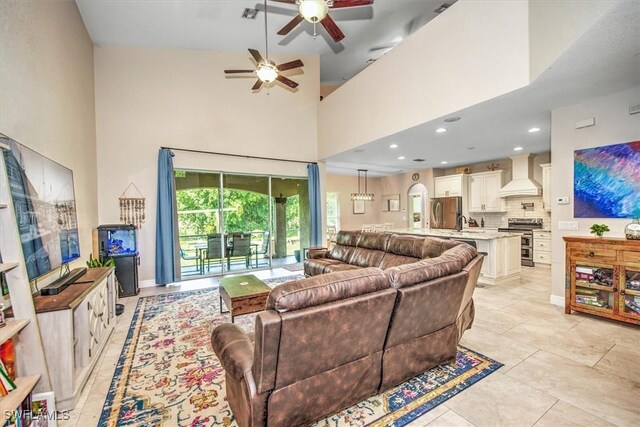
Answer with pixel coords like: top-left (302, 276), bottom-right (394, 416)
top-left (60, 267), bottom-right (640, 427)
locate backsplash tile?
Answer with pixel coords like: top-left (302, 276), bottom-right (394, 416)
top-left (467, 196), bottom-right (551, 229)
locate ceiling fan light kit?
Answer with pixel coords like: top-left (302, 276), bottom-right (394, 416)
top-left (224, 0), bottom-right (304, 92)
top-left (299, 0), bottom-right (330, 23)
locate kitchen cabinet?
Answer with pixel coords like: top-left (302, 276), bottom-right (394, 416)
top-left (541, 163), bottom-right (551, 211)
top-left (564, 236), bottom-right (640, 325)
top-left (476, 235), bottom-right (521, 285)
top-left (469, 170), bottom-right (505, 212)
top-left (533, 231), bottom-right (551, 266)
top-left (434, 174), bottom-right (467, 198)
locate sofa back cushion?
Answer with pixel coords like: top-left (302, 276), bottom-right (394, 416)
top-left (423, 237), bottom-right (462, 258)
top-left (349, 232), bottom-right (390, 267)
top-left (329, 230), bottom-right (361, 262)
top-left (385, 234), bottom-right (426, 258)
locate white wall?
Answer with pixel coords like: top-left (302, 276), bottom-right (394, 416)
top-left (550, 86), bottom-right (640, 303)
top-left (0, 1), bottom-right (97, 279)
top-left (94, 46), bottom-right (320, 282)
top-left (318, 0), bottom-right (531, 159)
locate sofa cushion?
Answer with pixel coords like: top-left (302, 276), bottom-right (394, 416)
top-left (423, 238), bottom-right (463, 259)
top-left (348, 232), bottom-right (390, 268)
top-left (328, 230), bottom-right (361, 262)
top-left (386, 256), bottom-right (465, 289)
top-left (267, 267), bottom-right (389, 313)
top-left (441, 243), bottom-right (477, 267)
top-left (378, 253), bottom-right (421, 270)
top-left (304, 258), bottom-right (345, 276)
top-left (324, 263), bottom-right (362, 273)
top-left (385, 235), bottom-right (427, 259)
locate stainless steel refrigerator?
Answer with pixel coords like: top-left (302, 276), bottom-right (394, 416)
top-left (430, 197), bottom-right (462, 230)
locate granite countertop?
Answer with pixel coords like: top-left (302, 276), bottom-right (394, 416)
top-left (388, 228), bottom-right (521, 240)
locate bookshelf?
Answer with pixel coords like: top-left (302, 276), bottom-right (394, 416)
top-left (0, 319), bottom-right (29, 344)
top-left (0, 374), bottom-right (40, 415)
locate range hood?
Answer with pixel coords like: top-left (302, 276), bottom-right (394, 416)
top-left (499, 154), bottom-right (542, 197)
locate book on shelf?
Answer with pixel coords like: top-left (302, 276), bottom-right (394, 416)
top-left (0, 359), bottom-right (16, 396)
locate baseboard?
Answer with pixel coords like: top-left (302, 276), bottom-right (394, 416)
top-left (549, 294), bottom-right (564, 307)
top-left (139, 279), bottom-right (157, 288)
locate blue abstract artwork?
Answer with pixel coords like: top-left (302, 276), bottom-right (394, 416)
top-left (574, 141), bottom-right (640, 218)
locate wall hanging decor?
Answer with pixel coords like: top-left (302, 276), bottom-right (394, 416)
top-left (119, 183), bottom-right (146, 228)
top-left (574, 140), bottom-right (640, 218)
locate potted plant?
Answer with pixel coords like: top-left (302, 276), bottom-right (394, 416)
top-left (590, 224), bottom-right (610, 238)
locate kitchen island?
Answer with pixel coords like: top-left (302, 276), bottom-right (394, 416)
top-left (389, 228), bottom-right (521, 285)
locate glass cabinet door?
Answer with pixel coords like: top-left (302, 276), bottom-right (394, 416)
top-left (619, 268), bottom-right (640, 321)
top-left (572, 264), bottom-right (615, 312)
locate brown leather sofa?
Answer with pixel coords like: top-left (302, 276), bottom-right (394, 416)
top-left (211, 232), bottom-right (481, 427)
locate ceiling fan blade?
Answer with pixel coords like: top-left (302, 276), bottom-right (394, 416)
top-left (321, 14), bottom-right (345, 42)
top-left (331, 0), bottom-right (374, 8)
top-left (277, 14), bottom-right (304, 35)
top-left (277, 59), bottom-right (304, 72)
top-left (252, 79), bottom-right (264, 91)
top-left (224, 70), bottom-right (255, 74)
top-left (276, 75), bottom-right (299, 89)
top-left (248, 49), bottom-right (265, 65)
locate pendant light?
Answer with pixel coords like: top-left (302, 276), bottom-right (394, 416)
top-left (351, 169), bottom-right (374, 201)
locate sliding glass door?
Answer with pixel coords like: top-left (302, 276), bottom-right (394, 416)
top-left (175, 170), bottom-right (308, 278)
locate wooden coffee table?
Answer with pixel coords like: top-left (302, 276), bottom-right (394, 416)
top-left (219, 274), bottom-right (271, 323)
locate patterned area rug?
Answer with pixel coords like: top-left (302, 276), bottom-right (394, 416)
top-left (99, 274), bottom-right (502, 426)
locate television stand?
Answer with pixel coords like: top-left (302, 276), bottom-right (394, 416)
top-left (40, 267), bottom-right (88, 296)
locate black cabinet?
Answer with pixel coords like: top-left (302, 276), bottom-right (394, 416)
top-left (111, 254), bottom-right (139, 298)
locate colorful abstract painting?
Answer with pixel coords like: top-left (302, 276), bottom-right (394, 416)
top-left (574, 141), bottom-right (640, 218)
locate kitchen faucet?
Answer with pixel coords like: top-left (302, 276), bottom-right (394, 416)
top-left (456, 214), bottom-right (467, 232)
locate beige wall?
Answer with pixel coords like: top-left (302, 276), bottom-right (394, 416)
top-left (320, 84), bottom-right (341, 99)
top-left (0, 1), bottom-right (97, 278)
top-left (550, 86), bottom-right (640, 303)
top-left (318, 0), bottom-right (531, 159)
top-left (94, 46), bottom-right (320, 282)
top-left (327, 168), bottom-right (436, 230)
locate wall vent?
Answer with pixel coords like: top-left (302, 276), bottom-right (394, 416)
top-left (413, 159), bottom-right (425, 162)
top-left (242, 8), bottom-right (259, 19)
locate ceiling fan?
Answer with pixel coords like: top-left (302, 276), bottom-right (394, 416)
top-left (224, 0), bottom-right (304, 91)
top-left (272, 0), bottom-right (374, 43)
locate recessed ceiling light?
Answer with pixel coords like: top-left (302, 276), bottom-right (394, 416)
top-left (389, 144), bottom-right (398, 149)
top-left (436, 128), bottom-right (447, 133)
top-left (440, 161), bottom-right (448, 165)
top-left (514, 146), bottom-right (524, 151)
top-left (528, 127), bottom-right (541, 133)
top-left (398, 156), bottom-right (405, 160)
top-left (444, 116), bottom-right (461, 123)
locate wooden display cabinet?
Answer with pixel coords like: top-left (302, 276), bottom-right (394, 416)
top-left (564, 236), bottom-right (640, 325)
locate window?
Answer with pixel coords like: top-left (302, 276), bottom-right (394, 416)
top-left (326, 192), bottom-right (340, 230)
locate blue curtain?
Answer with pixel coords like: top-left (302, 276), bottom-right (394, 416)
top-left (308, 164), bottom-right (322, 247)
top-left (156, 149), bottom-right (180, 285)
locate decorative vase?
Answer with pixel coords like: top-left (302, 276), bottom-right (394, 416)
top-left (625, 218), bottom-right (640, 240)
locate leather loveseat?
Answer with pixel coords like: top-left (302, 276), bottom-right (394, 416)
top-left (211, 232), bottom-right (482, 426)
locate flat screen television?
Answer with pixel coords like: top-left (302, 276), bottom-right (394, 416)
top-left (2, 136), bottom-right (80, 281)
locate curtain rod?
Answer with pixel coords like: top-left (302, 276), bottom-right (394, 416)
top-left (160, 146), bottom-right (318, 165)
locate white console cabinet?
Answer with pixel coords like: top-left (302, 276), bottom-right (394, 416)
top-left (34, 268), bottom-right (116, 410)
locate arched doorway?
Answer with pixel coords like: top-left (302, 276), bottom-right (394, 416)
top-left (407, 183), bottom-right (429, 229)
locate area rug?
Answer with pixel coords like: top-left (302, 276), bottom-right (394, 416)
top-left (99, 275), bottom-right (502, 426)
top-left (282, 262), bottom-right (304, 272)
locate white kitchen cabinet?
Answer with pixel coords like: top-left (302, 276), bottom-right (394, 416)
top-left (469, 170), bottom-right (505, 212)
top-left (476, 235), bottom-right (521, 285)
top-left (533, 230), bottom-right (551, 266)
top-left (541, 163), bottom-right (551, 211)
top-left (434, 174), bottom-right (467, 198)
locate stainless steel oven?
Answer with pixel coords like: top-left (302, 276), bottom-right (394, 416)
top-left (498, 218), bottom-right (543, 267)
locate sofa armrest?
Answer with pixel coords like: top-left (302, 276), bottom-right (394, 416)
top-left (308, 248), bottom-right (331, 259)
top-left (211, 323), bottom-right (254, 381)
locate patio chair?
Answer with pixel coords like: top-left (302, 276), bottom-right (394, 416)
top-left (179, 248), bottom-right (200, 275)
top-left (203, 233), bottom-right (225, 273)
top-left (252, 231), bottom-right (270, 266)
top-left (327, 225), bottom-right (337, 249)
top-left (228, 232), bottom-right (253, 269)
